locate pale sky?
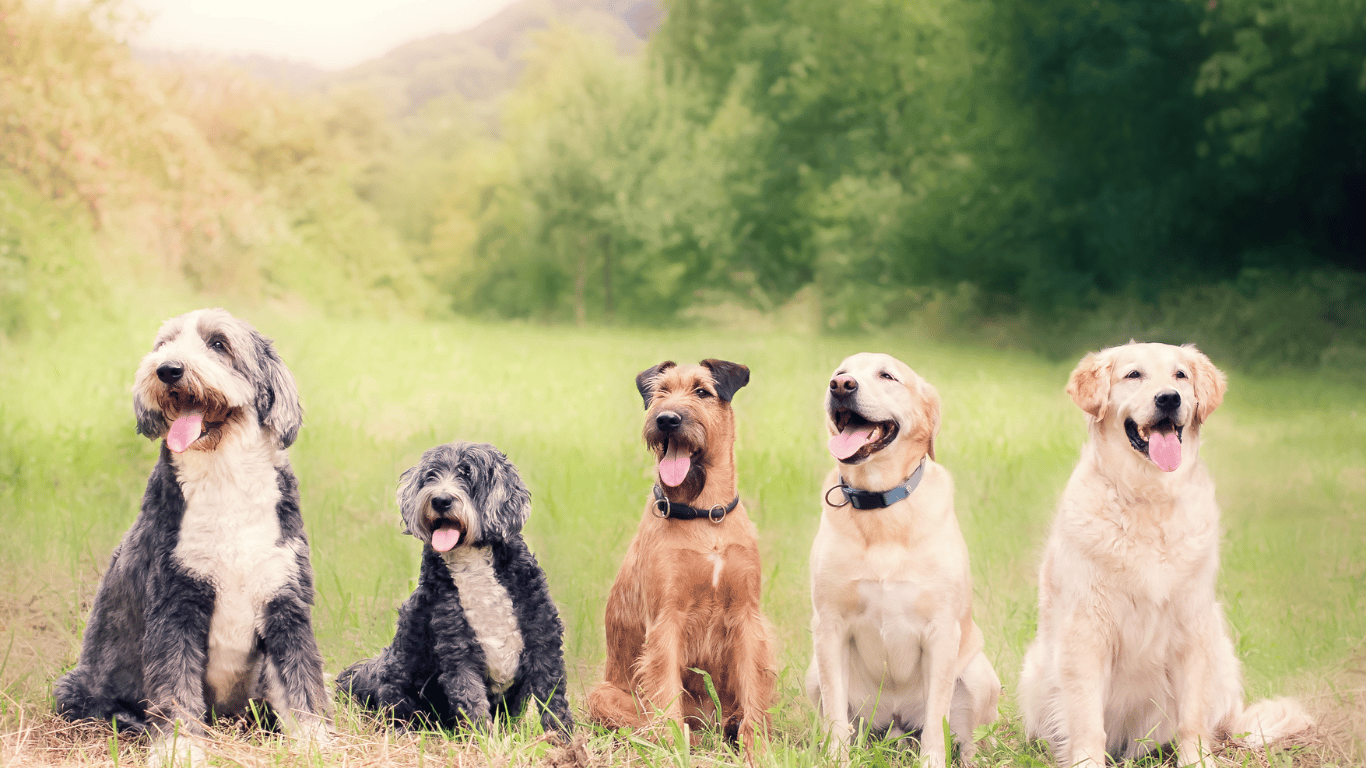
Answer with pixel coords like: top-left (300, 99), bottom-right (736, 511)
top-left (130, 0), bottom-right (523, 70)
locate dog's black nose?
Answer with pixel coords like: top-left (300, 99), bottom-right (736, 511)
top-left (1155, 390), bottom-right (1181, 411)
top-left (430, 495), bottom-right (453, 513)
top-left (830, 374), bottom-right (857, 397)
top-left (656, 411), bottom-right (682, 432)
top-left (156, 362), bottom-right (184, 384)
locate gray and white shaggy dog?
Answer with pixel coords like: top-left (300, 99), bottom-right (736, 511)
top-left (336, 442), bottom-right (573, 736)
top-left (53, 308), bottom-right (329, 766)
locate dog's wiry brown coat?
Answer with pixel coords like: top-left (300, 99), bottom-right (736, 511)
top-left (586, 360), bottom-right (776, 753)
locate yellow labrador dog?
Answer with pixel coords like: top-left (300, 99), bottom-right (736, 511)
top-left (807, 352), bottom-right (1000, 767)
top-left (1019, 342), bottom-right (1312, 768)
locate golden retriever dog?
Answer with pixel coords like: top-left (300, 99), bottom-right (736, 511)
top-left (1019, 342), bottom-right (1313, 768)
top-left (586, 359), bottom-right (776, 754)
top-left (806, 352), bottom-right (1000, 767)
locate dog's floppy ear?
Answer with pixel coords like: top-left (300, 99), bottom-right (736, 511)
top-left (700, 359), bottom-right (750, 402)
top-left (469, 444), bottom-right (531, 543)
top-left (1067, 349), bottom-right (1114, 420)
top-left (1183, 344), bottom-right (1227, 424)
top-left (635, 361), bottom-right (676, 408)
top-left (917, 376), bottom-right (942, 461)
top-left (253, 333), bottom-right (303, 448)
top-left (396, 464), bottom-right (423, 536)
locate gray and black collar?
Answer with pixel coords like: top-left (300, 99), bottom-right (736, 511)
top-left (829, 458), bottom-right (928, 510)
top-left (652, 485), bottom-right (738, 523)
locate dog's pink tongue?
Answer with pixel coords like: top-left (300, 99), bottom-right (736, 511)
top-left (829, 425), bottom-right (875, 461)
top-left (431, 526), bottom-right (462, 552)
top-left (166, 412), bottom-right (204, 454)
top-left (659, 442), bottom-right (691, 488)
top-left (1149, 431), bottom-right (1182, 472)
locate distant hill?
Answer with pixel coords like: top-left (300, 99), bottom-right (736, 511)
top-left (137, 0), bottom-right (665, 116)
top-left (337, 0), bottom-right (665, 115)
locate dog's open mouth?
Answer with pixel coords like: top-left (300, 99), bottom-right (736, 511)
top-left (164, 405), bottom-right (230, 454)
top-left (1125, 417), bottom-right (1184, 473)
top-left (657, 439), bottom-right (699, 488)
top-left (430, 519), bottom-right (466, 552)
top-left (828, 408), bottom-right (899, 463)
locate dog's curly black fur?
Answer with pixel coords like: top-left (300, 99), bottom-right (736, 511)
top-left (337, 442), bottom-right (572, 735)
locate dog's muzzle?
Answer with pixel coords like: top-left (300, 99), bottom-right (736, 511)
top-left (427, 494), bottom-right (467, 552)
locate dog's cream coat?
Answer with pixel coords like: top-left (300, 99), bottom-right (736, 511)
top-left (807, 353), bottom-right (999, 767)
top-left (1019, 342), bottom-right (1312, 768)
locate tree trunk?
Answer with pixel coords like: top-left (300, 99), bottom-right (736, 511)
top-left (602, 232), bottom-right (614, 323)
top-left (574, 233), bottom-right (588, 327)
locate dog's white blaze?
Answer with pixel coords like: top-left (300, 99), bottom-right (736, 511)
top-left (172, 423), bottom-right (298, 708)
top-left (707, 549), bottom-right (724, 588)
top-left (442, 546), bottom-right (524, 695)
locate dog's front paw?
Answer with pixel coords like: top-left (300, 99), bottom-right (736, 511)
top-left (918, 750), bottom-right (947, 768)
top-left (821, 720), bottom-right (853, 766)
top-left (1177, 736), bottom-right (1215, 767)
top-left (293, 718), bottom-right (334, 752)
top-left (147, 735), bottom-right (207, 768)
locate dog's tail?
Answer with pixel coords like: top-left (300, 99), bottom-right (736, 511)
top-left (1225, 697), bottom-right (1314, 746)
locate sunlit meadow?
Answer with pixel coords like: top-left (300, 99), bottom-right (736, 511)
top-left (1, 307), bottom-right (1362, 765)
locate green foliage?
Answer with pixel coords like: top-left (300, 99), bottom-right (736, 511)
top-left (374, 0), bottom-right (1364, 368)
top-left (0, 0), bottom-right (435, 322)
top-left (0, 171), bottom-right (103, 337)
top-left (5, 0), bottom-right (1365, 369)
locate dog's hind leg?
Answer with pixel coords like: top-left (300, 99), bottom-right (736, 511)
top-left (587, 588), bottom-right (649, 729)
top-left (261, 592), bottom-right (330, 747)
top-left (950, 653), bottom-right (1002, 764)
top-left (53, 669), bottom-right (150, 733)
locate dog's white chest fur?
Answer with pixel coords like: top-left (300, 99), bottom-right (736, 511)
top-left (442, 546), bottom-right (524, 694)
top-left (850, 579), bottom-right (930, 683)
top-left (172, 435), bottom-right (299, 707)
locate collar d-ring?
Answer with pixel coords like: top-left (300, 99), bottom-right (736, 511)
top-left (825, 482), bottom-right (851, 508)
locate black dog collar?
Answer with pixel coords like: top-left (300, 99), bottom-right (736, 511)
top-left (829, 458), bottom-right (928, 510)
top-left (652, 485), bottom-right (739, 523)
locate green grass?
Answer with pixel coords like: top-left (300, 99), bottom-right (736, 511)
top-left (1, 307), bottom-right (1363, 765)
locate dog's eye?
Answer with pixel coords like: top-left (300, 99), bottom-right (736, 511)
top-left (1125, 370), bottom-right (1142, 379)
top-left (207, 337), bottom-right (227, 353)
top-left (694, 387), bottom-right (712, 398)
top-left (1175, 370), bottom-right (1188, 379)
top-left (879, 372), bottom-right (896, 381)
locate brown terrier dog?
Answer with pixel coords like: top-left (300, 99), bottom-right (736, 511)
top-left (586, 359), bottom-right (776, 753)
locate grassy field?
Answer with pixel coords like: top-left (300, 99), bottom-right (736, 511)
top-left (1, 307), bottom-right (1363, 766)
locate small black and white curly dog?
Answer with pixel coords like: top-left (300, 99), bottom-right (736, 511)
top-left (337, 442), bottom-right (573, 736)
top-left (53, 308), bottom-right (329, 766)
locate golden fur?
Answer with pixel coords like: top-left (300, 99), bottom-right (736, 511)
top-left (806, 352), bottom-right (999, 767)
top-left (1019, 342), bottom-right (1312, 767)
top-left (586, 360), bottom-right (776, 753)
